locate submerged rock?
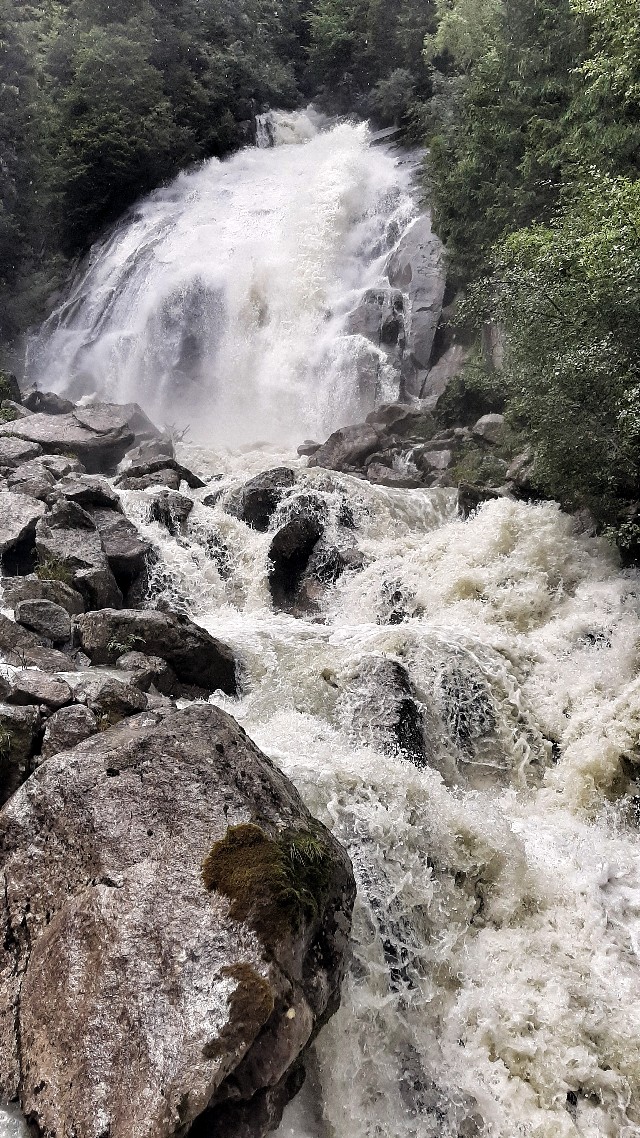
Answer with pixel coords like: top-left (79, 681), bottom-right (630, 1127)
top-left (227, 467), bottom-right (296, 531)
top-left (337, 656), bottom-right (428, 767)
top-left (0, 703), bottom-right (355, 1138)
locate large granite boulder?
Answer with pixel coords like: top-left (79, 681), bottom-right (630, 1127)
top-left (308, 424), bottom-right (382, 472)
top-left (75, 609), bottom-right (238, 695)
top-left (0, 407), bottom-right (134, 474)
top-left (0, 491), bottom-right (46, 570)
top-left (336, 656), bottom-right (428, 767)
top-left (0, 613), bottom-right (76, 672)
top-left (226, 468), bottom-right (296, 532)
top-left (0, 704), bottom-right (355, 1138)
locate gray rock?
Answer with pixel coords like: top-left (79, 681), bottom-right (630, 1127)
top-left (308, 424), bottom-right (382, 472)
top-left (345, 288), bottom-right (405, 357)
top-left (2, 575), bottom-right (85, 616)
top-left (296, 441), bottom-right (320, 458)
top-left (295, 540), bottom-right (366, 612)
top-left (457, 483), bottom-right (506, 519)
top-left (15, 599), bottom-right (72, 643)
top-left (40, 454), bottom-right (87, 478)
top-left (0, 702), bottom-right (40, 804)
top-left (227, 468), bottom-right (296, 531)
top-left (0, 492), bottom-right (46, 565)
top-left (72, 674), bottom-right (148, 724)
top-left (0, 704), bottom-right (355, 1138)
top-left (366, 465), bottom-right (426, 488)
top-left (148, 490), bottom-right (194, 535)
top-left (116, 468), bottom-right (182, 492)
top-left (268, 496), bottom-right (327, 610)
top-left (387, 215), bottom-right (447, 397)
top-left (415, 448), bottom-right (453, 473)
top-left (8, 671), bottom-right (73, 710)
top-left (472, 413), bottom-right (506, 445)
top-left (0, 408), bottom-right (134, 474)
top-left (23, 390), bottom-right (75, 415)
top-left (0, 613), bottom-right (76, 672)
top-left (116, 439), bottom-right (174, 472)
top-left (35, 499), bottom-right (123, 612)
top-left (115, 456), bottom-right (204, 490)
top-left (116, 651), bottom-right (179, 696)
top-left (75, 609), bottom-right (238, 695)
top-left (39, 703), bottom-right (98, 761)
top-left (336, 656), bottom-right (427, 767)
top-left (0, 437), bottom-right (42, 468)
top-left (57, 474), bottom-right (122, 510)
top-left (89, 507), bottom-right (151, 594)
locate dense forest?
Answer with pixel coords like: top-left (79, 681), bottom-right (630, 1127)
top-left (1, 0), bottom-right (639, 548)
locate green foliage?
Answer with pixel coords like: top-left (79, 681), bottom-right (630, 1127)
top-left (36, 555), bottom-right (74, 585)
top-left (434, 358), bottom-right (507, 428)
top-left (202, 822), bottom-right (334, 942)
top-left (480, 173), bottom-right (640, 518)
top-left (0, 406), bottom-right (20, 422)
top-left (106, 633), bottom-right (143, 658)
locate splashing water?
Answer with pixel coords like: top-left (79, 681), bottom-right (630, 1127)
top-left (27, 111), bottom-right (416, 445)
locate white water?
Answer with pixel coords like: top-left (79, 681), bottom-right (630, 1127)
top-left (8, 112), bottom-right (640, 1138)
top-left (27, 111), bottom-right (415, 445)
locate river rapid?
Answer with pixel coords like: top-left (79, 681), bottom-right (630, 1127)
top-left (9, 113), bottom-right (640, 1137)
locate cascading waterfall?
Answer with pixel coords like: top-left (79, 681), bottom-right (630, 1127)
top-left (8, 110), bottom-right (640, 1138)
top-left (27, 111), bottom-right (416, 445)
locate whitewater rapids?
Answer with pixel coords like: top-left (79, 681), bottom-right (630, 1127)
top-left (8, 111), bottom-right (640, 1138)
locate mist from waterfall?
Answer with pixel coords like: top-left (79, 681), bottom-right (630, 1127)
top-left (27, 111), bottom-right (416, 445)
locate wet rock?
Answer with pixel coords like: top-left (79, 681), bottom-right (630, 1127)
top-left (57, 474), bottom-right (122, 510)
top-left (506, 450), bottom-right (536, 499)
top-left (0, 491), bottom-right (46, 570)
top-left (0, 437), bottom-right (42, 469)
top-left (365, 465), bottom-right (425, 489)
top-left (0, 409), bottom-right (134, 474)
top-left (345, 288), bottom-right (405, 357)
top-left (116, 439), bottom-right (174, 472)
top-left (148, 489), bottom-right (194, 535)
top-left (2, 575), bottom-right (85, 616)
top-left (39, 703), bottom-right (98, 761)
top-left (472, 413), bottom-right (506, 445)
top-left (35, 499), bottom-right (123, 612)
top-left (8, 459), bottom-right (57, 499)
top-left (116, 651), bottom-right (179, 696)
top-left (295, 540), bottom-right (366, 611)
top-left (386, 216), bottom-right (447, 397)
top-left (75, 609), bottom-right (238, 695)
top-left (15, 599), bottom-right (72, 644)
top-left (0, 704), bottom-right (355, 1138)
top-left (23, 390), bottom-right (75, 415)
top-left (115, 456), bottom-right (204, 491)
top-left (308, 424), bottom-right (382, 472)
top-left (0, 614), bottom-right (76, 672)
top-left (297, 441), bottom-right (320, 458)
top-left (72, 674), bottom-right (148, 724)
top-left (414, 447), bottom-right (453, 474)
top-left (337, 656), bottom-right (427, 766)
top-left (228, 468), bottom-right (296, 532)
top-left (457, 483), bottom-right (505, 519)
top-left (439, 661), bottom-right (495, 752)
top-left (89, 507), bottom-right (151, 597)
top-left (116, 468), bottom-right (182, 492)
top-left (8, 672), bottom-right (73, 710)
top-left (0, 702), bottom-right (40, 804)
top-left (268, 498), bottom-right (326, 610)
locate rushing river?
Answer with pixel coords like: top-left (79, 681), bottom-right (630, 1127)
top-left (9, 113), bottom-right (640, 1137)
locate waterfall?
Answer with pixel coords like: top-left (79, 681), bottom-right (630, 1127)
top-left (9, 108), bottom-right (640, 1138)
top-left (27, 111), bottom-right (416, 446)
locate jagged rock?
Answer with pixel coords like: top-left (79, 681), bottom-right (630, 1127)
top-left (116, 651), bottom-right (179, 696)
top-left (0, 614), bottom-right (76, 672)
top-left (0, 702), bottom-right (40, 804)
top-left (345, 288), bottom-right (405, 357)
top-left (337, 656), bottom-right (427, 766)
top-left (116, 439), bottom-right (174, 472)
top-left (0, 491), bottom-right (46, 571)
top-left (115, 456), bottom-right (204, 491)
top-left (117, 468), bottom-right (182, 491)
top-left (72, 674), bottom-right (148, 724)
top-left (15, 599), bottom-right (72, 644)
top-left (23, 391), bottom-right (75, 415)
top-left (0, 437), bottom-right (42, 469)
top-left (2, 575), bottom-right (85, 616)
top-left (40, 454), bottom-right (86, 478)
top-left (0, 408), bottom-right (134, 474)
top-left (414, 448), bottom-right (453, 474)
top-left (268, 496), bottom-right (328, 610)
top-left (8, 672), bottom-right (73, 710)
top-left (0, 704), bottom-right (355, 1138)
top-left (8, 459), bottom-right (57, 490)
top-left (35, 499), bottom-right (123, 612)
top-left (386, 216), bottom-right (447, 397)
top-left (39, 704), bottom-right (98, 761)
top-left (57, 474), bottom-right (122, 510)
top-left (148, 490), bottom-right (194, 535)
top-left (308, 424), bottom-right (382, 472)
top-left (472, 413), bottom-right (506, 445)
top-left (89, 507), bottom-right (151, 597)
top-left (75, 609), bottom-right (238, 695)
top-left (226, 468), bottom-right (296, 532)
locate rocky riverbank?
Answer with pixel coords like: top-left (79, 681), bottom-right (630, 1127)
top-left (0, 387), bottom-right (356, 1138)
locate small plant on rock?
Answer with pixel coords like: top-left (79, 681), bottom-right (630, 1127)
top-left (36, 555), bottom-right (74, 586)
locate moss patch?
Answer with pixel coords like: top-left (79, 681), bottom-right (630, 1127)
top-left (202, 963), bottom-right (275, 1060)
top-left (202, 822), bottom-right (334, 945)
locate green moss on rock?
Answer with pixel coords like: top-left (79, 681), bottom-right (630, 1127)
top-left (202, 822), bottom-right (334, 945)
